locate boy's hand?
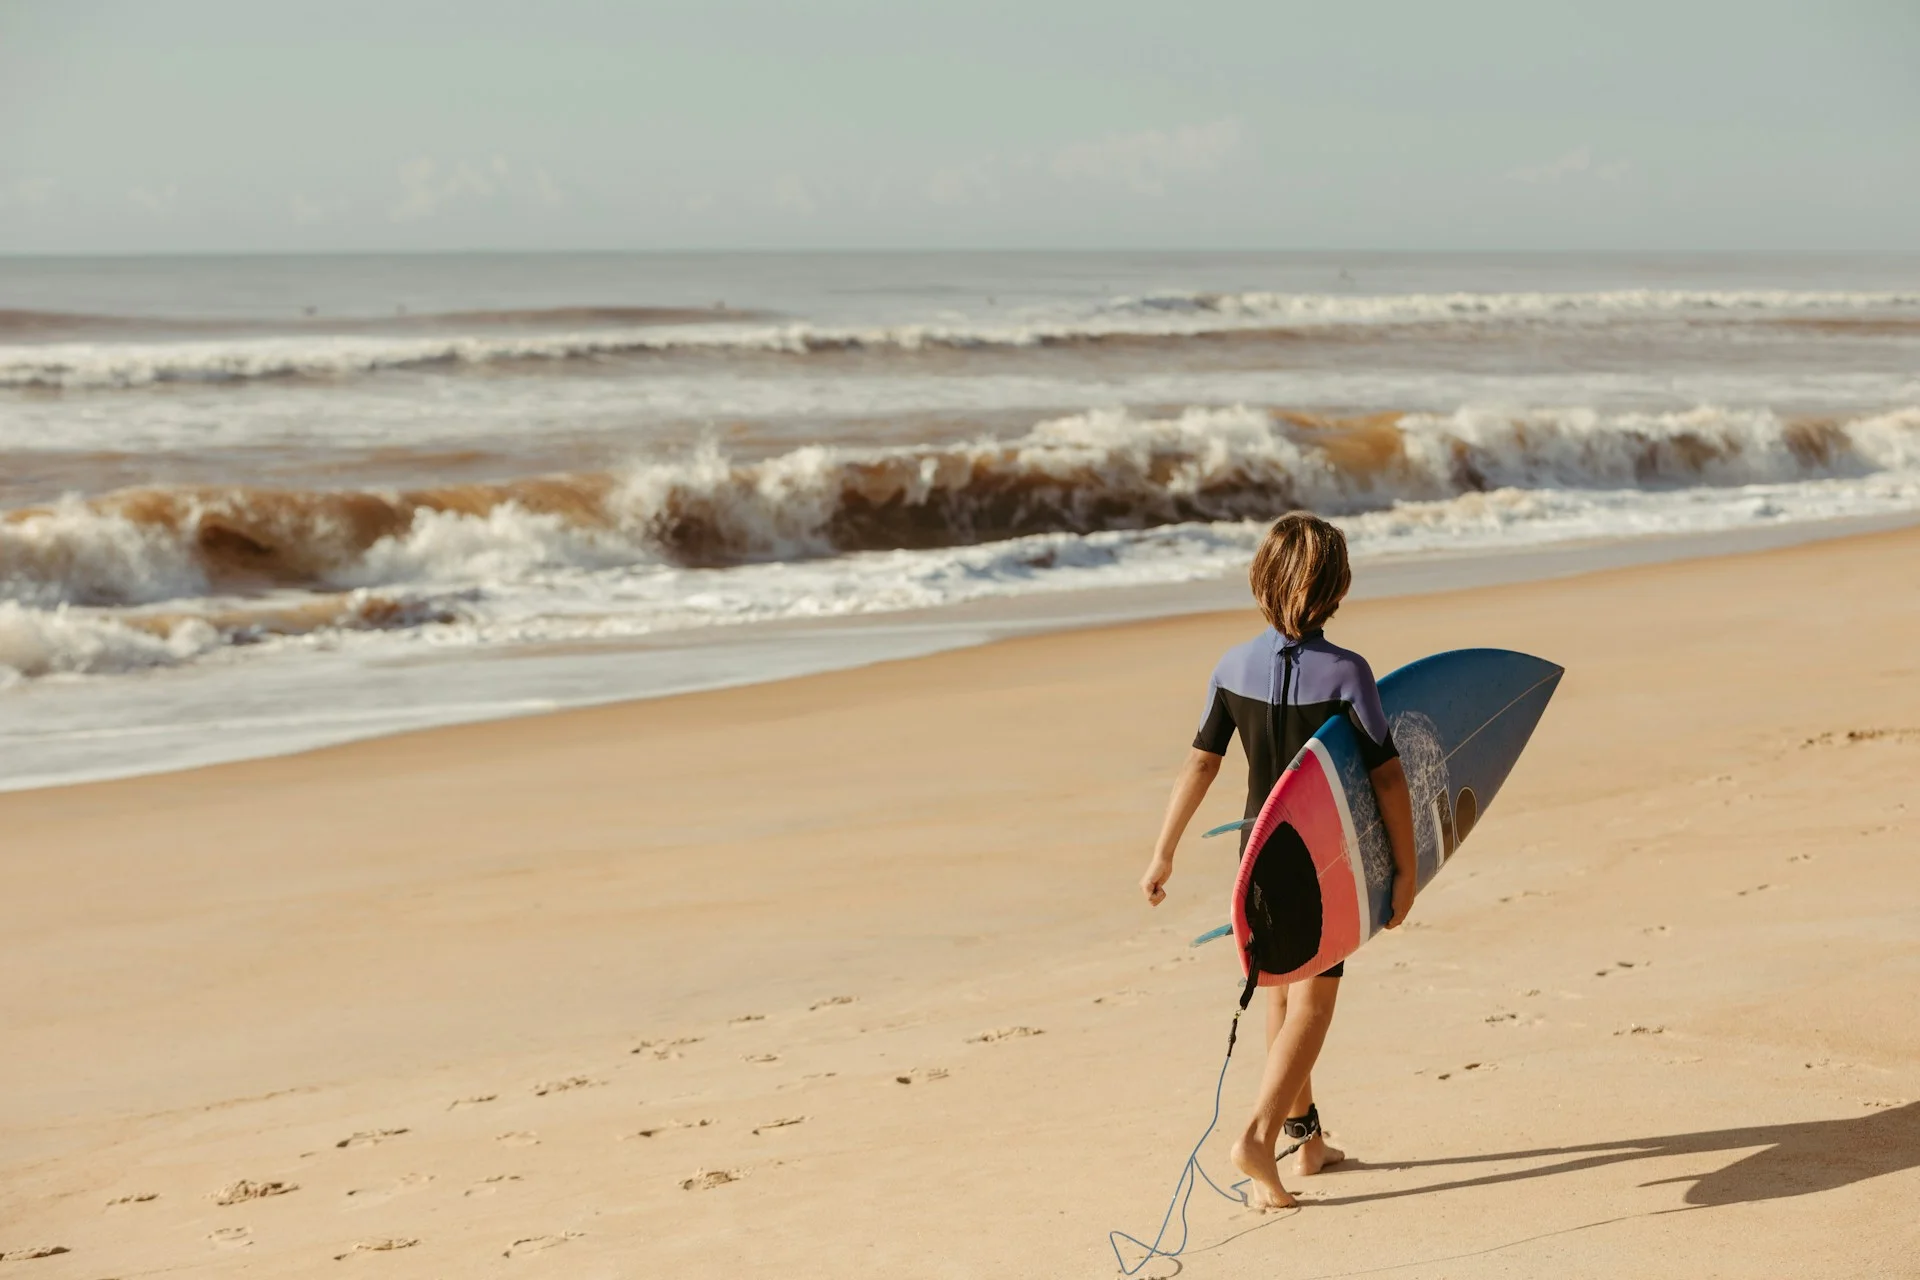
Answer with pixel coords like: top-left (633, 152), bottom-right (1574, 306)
top-left (1385, 873), bottom-right (1415, 929)
top-left (1140, 852), bottom-right (1175, 906)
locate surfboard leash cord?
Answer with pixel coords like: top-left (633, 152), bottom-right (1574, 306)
top-left (1106, 970), bottom-right (1262, 1275)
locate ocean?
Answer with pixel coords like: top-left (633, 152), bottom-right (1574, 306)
top-left (3, 250), bottom-right (1918, 788)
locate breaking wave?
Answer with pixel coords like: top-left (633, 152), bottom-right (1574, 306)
top-left (7, 288), bottom-right (1919, 389)
top-left (4, 403), bottom-right (1916, 613)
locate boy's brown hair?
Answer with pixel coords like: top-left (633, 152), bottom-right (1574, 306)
top-left (1249, 512), bottom-right (1351, 638)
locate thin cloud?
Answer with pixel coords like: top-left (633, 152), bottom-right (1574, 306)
top-left (1050, 118), bottom-right (1245, 195)
top-left (0, 177), bottom-right (57, 210)
top-left (289, 193), bottom-right (352, 225)
top-left (1508, 146), bottom-right (1630, 184)
top-left (127, 183), bottom-right (178, 214)
top-left (390, 156), bottom-right (510, 222)
top-left (922, 158), bottom-right (1001, 207)
top-left (771, 174), bottom-right (817, 215)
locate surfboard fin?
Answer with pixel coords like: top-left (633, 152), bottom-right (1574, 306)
top-left (1190, 924), bottom-right (1231, 948)
top-left (1201, 819), bottom-right (1250, 839)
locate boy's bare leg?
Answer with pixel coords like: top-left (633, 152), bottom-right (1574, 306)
top-left (1260, 982), bottom-right (1346, 1176)
top-left (1231, 975), bottom-right (1340, 1209)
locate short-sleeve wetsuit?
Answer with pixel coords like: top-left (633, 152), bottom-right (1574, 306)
top-left (1193, 626), bottom-right (1400, 979)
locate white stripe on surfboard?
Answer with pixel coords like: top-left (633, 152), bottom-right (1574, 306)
top-left (1304, 738), bottom-right (1372, 946)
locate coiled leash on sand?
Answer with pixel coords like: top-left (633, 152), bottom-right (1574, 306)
top-left (1107, 965), bottom-right (1262, 1276)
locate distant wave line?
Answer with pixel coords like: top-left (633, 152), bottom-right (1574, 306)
top-left (6, 288), bottom-right (1920, 390)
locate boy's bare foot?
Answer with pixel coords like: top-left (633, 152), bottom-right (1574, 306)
top-left (1292, 1132), bottom-right (1345, 1176)
top-left (1230, 1132), bottom-right (1299, 1210)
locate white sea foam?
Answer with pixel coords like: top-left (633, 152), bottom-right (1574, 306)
top-left (0, 497), bottom-right (208, 607)
top-left (0, 601), bottom-right (220, 684)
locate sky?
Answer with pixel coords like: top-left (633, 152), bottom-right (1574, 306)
top-left (1, 0), bottom-right (1917, 254)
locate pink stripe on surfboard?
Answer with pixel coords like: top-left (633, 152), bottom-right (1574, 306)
top-left (1230, 742), bottom-right (1366, 987)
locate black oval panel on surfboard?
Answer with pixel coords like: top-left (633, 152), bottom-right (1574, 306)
top-left (1242, 822), bottom-right (1321, 975)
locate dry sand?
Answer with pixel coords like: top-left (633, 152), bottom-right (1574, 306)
top-left (3, 528), bottom-right (1917, 1278)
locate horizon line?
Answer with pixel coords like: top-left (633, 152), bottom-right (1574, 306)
top-left (5, 245), bottom-right (1920, 261)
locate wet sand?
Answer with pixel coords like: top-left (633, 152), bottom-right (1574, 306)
top-left (2, 527), bottom-right (1917, 1277)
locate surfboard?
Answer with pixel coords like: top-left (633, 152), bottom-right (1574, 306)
top-left (1218, 648), bottom-right (1562, 985)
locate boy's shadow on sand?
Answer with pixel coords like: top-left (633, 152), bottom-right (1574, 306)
top-left (1317, 1101), bottom-right (1920, 1209)
top-left (1167, 1106), bottom-right (1919, 1277)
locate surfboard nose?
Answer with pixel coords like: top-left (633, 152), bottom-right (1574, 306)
top-left (1428, 648), bottom-right (1563, 818)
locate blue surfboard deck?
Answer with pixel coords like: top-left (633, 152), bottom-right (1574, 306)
top-left (1199, 647), bottom-right (1562, 963)
top-left (1331, 647), bottom-right (1563, 935)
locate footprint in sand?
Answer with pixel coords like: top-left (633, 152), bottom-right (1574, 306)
top-left (743, 1053), bottom-right (780, 1065)
top-left (0, 1247), bottom-right (71, 1261)
top-left (105, 1192), bottom-right (159, 1207)
top-left (495, 1132), bottom-right (540, 1147)
top-left (333, 1238), bottom-right (418, 1261)
top-left (336, 1128), bottom-right (409, 1148)
top-left (504, 1233), bottom-right (581, 1258)
top-left (464, 1175), bottom-right (523, 1198)
top-left (448, 1094), bottom-right (498, 1110)
top-left (1640, 924), bottom-right (1672, 936)
top-left (751, 1117), bottom-right (806, 1135)
top-left (629, 1118), bottom-right (716, 1139)
top-left (1802, 728), bottom-right (1920, 748)
top-left (894, 1067), bottom-right (949, 1085)
top-left (967, 1026), bottom-right (1044, 1044)
top-left (633, 1113), bottom-right (718, 1136)
top-left (632, 1036), bottom-right (703, 1061)
top-left (730, 1014), bottom-right (766, 1025)
top-left (532, 1076), bottom-right (602, 1096)
top-left (345, 1174), bottom-right (434, 1205)
top-left (212, 1180), bottom-right (297, 1206)
top-left (1435, 1062), bottom-right (1493, 1081)
top-left (679, 1169), bottom-right (741, 1191)
top-left (208, 1227), bottom-right (251, 1249)
top-left (809, 996), bottom-right (856, 1011)
top-left (1615, 1024), bottom-right (1666, 1036)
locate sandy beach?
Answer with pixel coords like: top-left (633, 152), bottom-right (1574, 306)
top-left (3, 527), bottom-right (1917, 1278)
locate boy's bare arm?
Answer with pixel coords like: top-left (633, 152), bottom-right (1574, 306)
top-left (1369, 757), bottom-right (1418, 928)
top-left (1140, 748), bottom-right (1224, 905)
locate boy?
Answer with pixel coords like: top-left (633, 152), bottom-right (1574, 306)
top-left (1139, 512), bottom-right (1417, 1211)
